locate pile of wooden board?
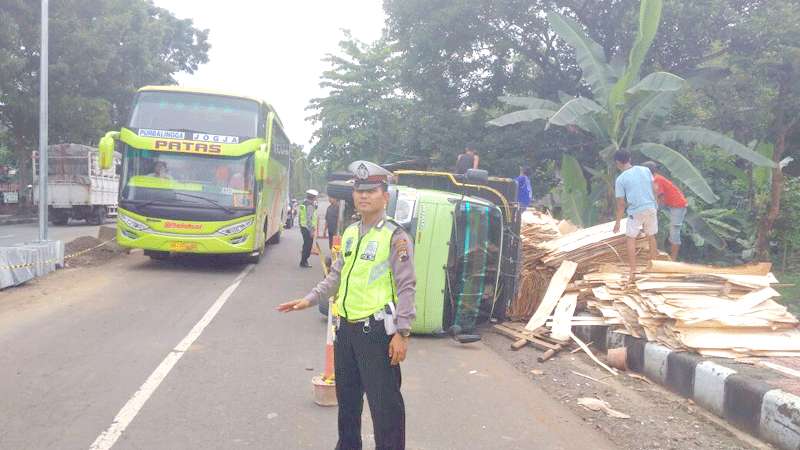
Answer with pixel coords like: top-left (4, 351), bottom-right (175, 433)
top-left (508, 215), bottom-right (648, 321)
top-left (582, 260), bottom-right (800, 358)
top-left (538, 220), bottom-right (649, 271)
top-left (508, 211), bottom-right (562, 321)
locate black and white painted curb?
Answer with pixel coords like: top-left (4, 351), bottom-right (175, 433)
top-left (574, 324), bottom-right (800, 450)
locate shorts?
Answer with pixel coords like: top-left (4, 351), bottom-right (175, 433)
top-left (667, 207), bottom-right (687, 245)
top-left (626, 208), bottom-right (658, 238)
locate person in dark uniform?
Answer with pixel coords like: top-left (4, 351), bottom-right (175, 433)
top-left (454, 146), bottom-right (480, 174)
top-left (298, 189), bottom-right (319, 268)
top-left (325, 197), bottom-right (340, 250)
top-left (278, 160), bottom-right (416, 450)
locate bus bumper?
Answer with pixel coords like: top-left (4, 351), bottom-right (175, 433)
top-left (115, 213), bottom-right (259, 255)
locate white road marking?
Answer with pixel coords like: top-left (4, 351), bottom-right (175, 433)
top-left (88, 264), bottom-right (255, 450)
top-left (0, 235), bottom-right (14, 239)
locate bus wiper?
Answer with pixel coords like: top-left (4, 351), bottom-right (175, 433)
top-left (174, 192), bottom-right (234, 214)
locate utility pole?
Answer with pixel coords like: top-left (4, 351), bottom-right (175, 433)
top-left (38, 0), bottom-right (49, 241)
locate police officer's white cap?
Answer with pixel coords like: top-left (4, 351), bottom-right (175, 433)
top-left (306, 189), bottom-right (319, 197)
top-left (348, 161), bottom-right (392, 191)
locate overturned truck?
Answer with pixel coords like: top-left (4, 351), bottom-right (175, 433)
top-left (325, 169), bottom-right (522, 341)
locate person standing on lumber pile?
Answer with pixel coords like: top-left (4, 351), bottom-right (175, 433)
top-left (643, 161), bottom-right (688, 261)
top-left (612, 150), bottom-right (659, 281)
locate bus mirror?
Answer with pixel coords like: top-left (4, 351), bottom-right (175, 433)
top-left (255, 151), bottom-right (268, 181)
top-left (98, 131), bottom-right (119, 170)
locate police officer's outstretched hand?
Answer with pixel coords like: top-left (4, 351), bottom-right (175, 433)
top-left (388, 334), bottom-right (408, 366)
top-left (276, 299), bottom-right (311, 313)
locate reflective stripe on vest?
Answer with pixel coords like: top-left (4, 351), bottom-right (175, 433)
top-left (337, 220), bottom-right (399, 320)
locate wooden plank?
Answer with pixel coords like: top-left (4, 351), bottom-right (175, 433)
top-left (682, 287), bottom-right (779, 325)
top-left (492, 324), bottom-right (561, 351)
top-left (647, 260), bottom-right (772, 276)
top-left (571, 331), bottom-right (618, 376)
top-left (550, 293), bottom-right (578, 341)
top-left (525, 260), bottom-right (578, 331)
top-left (674, 327), bottom-right (800, 351)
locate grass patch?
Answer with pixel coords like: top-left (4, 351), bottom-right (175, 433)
top-left (776, 272), bottom-right (800, 316)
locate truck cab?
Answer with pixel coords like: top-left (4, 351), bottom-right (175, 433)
top-left (324, 169), bottom-right (521, 338)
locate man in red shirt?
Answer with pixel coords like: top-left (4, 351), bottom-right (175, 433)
top-left (644, 161), bottom-right (688, 261)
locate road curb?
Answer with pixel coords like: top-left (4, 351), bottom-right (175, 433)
top-left (574, 325), bottom-right (800, 450)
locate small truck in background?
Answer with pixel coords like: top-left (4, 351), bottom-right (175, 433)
top-left (33, 143), bottom-right (120, 225)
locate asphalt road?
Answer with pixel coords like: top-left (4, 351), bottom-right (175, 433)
top-left (0, 220), bottom-right (105, 246)
top-left (0, 226), bottom-right (616, 450)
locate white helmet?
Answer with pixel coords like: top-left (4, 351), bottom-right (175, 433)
top-left (306, 189), bottom-right (319, 197)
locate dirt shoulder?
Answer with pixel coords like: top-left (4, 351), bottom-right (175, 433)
top-left (481, 329), bottom-right (772, 450)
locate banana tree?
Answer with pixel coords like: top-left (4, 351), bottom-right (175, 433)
top-left (488, 0), bottom-right (775, 223)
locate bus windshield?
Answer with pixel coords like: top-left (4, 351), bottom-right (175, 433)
top-left (120, 147), bottom-right (256, 211)
top-left (129, 91), bottom-right (260, 138)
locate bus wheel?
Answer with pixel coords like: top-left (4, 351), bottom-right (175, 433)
top-left (246, 248), bottom-right (262, 264)
top-left (145, 250), bottom-right (170, 261)
top-left (267, 230), bottom-right (281, 245)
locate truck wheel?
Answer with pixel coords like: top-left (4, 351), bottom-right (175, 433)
top-left (89, 207), bottom-right (105, 225)
top-left (51, 213), bottom-right (69, 226)
top-left (327, 180), bottom-right (353, 201)
top-left (327, 171), bottom-right (353, 182)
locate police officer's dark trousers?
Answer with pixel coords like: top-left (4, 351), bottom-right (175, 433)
top-left (334, 317), bottom-right (405, 450)
top-left (300, 226), bottom-right (313, 265)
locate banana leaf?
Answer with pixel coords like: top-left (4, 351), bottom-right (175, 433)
top-left (547, 11), bottom-right (614, 102)
top-left (633, 142), bottom-right (719, 203)
top-left (656, 126), bottom-right (776, 167)
top-left (487, 108), bottom-right (555, 127)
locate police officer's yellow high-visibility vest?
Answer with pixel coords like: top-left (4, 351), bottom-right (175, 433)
top-left (337, 219), bottom-right (399, 321)
top-left (299, 202), bottom-right (317, 229)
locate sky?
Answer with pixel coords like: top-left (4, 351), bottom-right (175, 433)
top-left (153, 1), bottom-right (386, 149)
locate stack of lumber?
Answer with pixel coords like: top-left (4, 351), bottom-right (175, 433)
top-left (508, 211), bottom-right (562, 321)
top-left (538, 220), bottom-right (649, 272)
top-left (508, 215), bottom-right (648, 321)
top-left (582, 260), bottom-right (800, 358)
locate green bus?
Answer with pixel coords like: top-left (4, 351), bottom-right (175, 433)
top-left (97, 86), bottom-right (291, 262)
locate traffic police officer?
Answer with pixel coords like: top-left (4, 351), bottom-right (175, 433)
top-left (298, 189), bottom-right (319, 268)
top-left (278, 161), bottom-right (416, 450)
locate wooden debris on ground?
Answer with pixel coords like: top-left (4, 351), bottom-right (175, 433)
top-left (582, 261), bottom-right (800, 358)
top-left (493, 322), bottom-right (568, 361)
top-left (577, 397), bottom-right (631, 419)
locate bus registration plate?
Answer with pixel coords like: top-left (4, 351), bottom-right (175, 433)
top-left (170, 242), bottom-right (197, 252)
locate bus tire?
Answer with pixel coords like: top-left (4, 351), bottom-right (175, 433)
top-left (145, 250), bottom-right (170, 261)
top-left (327, 180), bottom-right (353, 201)
top-left (267, 230), bottom-right (281, 245)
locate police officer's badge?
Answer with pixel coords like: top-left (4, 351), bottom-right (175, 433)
top-left (361, 241), bottom-right (378, 260)
top-left (356, 163), bottom-right (369, 181)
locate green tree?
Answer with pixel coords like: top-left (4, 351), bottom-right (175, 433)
top-left (307, 35), bottom-right (413, 169)
top-left (0, 0), bottom-right (209, 200)
top-left (487, 0), bottom-right (774, 229)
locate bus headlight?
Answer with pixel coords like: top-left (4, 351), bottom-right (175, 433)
top-left (217, 219), bottom-right (254, 236)
top-left (120, 214), bottom-right (149, 231)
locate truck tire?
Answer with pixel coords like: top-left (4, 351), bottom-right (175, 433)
top-left (51, 212), bottom-right (69, 226)
top-left (327, 171), bottom-right (352, 182)
top-left (327, 180), bottom-right (353, 201)
top-left (89, 207), bottom-right (105, 225)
